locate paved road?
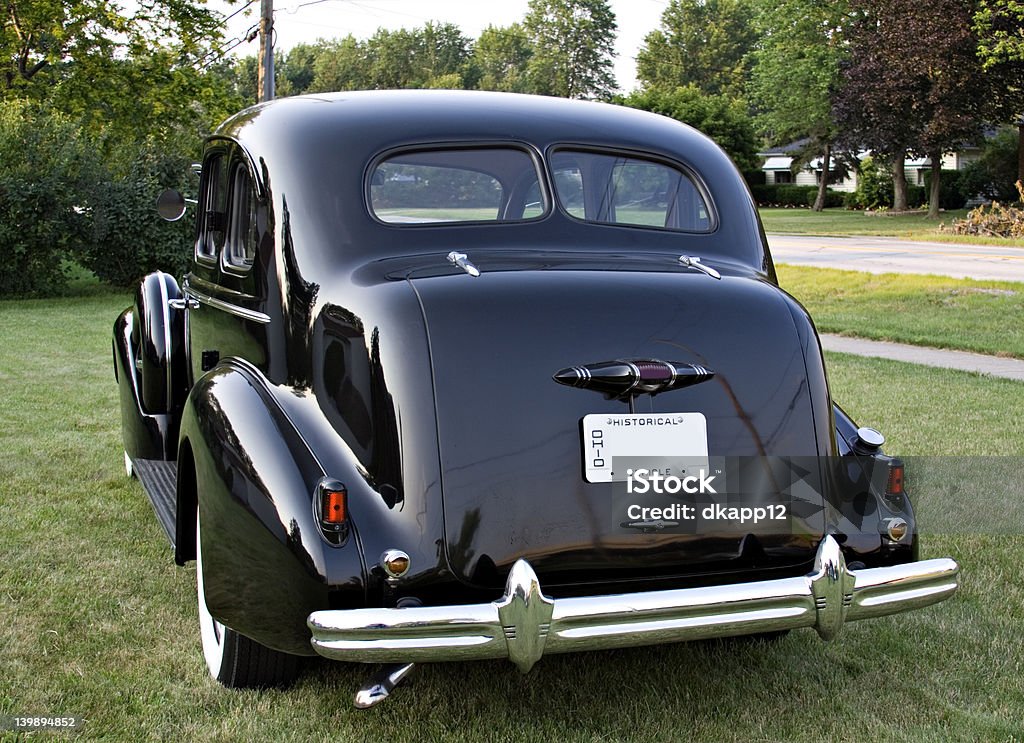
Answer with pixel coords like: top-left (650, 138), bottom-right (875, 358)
top-left (767, 234), bottom-right (1024, 282)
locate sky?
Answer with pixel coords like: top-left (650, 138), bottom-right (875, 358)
top-left (210, 0), bottom-right (671, 91)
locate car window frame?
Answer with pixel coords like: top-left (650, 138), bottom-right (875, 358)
top-left (364, 142), bottom-right (551, 228)
top-left (195, 147), bottom-right (230, 267)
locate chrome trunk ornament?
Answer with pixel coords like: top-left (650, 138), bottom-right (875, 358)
top-left (552, 359), bottom-right (715, 400)
top-left (447, 250), bottom-right (481, 277)
top-left (678, 255), bottom-right (722, 280)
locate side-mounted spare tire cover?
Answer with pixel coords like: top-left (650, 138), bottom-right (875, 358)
top-left (132, 271), bottom-right (187, 415)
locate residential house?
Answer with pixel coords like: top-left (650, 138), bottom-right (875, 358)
top-left (759, 141), bottom-right (981, 193)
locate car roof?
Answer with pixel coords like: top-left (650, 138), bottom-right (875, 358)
top-left (209, 90), bottom-right (767, 271)
top-left (218, 89), bottom-right (716, 159)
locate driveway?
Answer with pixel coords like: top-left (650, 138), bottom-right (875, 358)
top-left (767, 234), bottom-right (1024, 282)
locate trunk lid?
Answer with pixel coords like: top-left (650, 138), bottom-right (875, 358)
top-left (412, 261), bottom-right (828, 591)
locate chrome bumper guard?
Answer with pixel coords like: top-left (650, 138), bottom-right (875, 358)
top-left (308, 536), bottom-right (959, 672)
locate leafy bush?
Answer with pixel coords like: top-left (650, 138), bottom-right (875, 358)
top-left (80, 145), bottom-right (196, 287)
top-left (749, 184), bottom-right (844, 207)
top-left (850, 156), bottom-right (893, 209)
top-left (804, 188), bottom-right (845, 208)
top-left (923, 168), bottom-right (969, 210)
top-left (906, 185), bottom-right (927, 208)
top-left (0, 102), bottom-right (200, 295)
top-left (959, 128), bottom-right (1020, 203)
top-left (946, 181), bottom-right (1024, 238)
top-left (0, 102), bottom-right (101, 296)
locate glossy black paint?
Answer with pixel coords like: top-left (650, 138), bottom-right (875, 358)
top-left (114, 90), bottom-right (918, 653)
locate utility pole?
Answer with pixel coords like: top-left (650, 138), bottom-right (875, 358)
top-left (257, 0), bottom-right (275, 103)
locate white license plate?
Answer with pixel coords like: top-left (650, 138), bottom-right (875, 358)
top-left (581, 413), bottom-right (708, 483)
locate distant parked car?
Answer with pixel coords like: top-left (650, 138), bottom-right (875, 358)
top-left (114, 90), bottom-right (959, 708)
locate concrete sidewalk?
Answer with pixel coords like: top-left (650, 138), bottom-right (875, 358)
top-left (821, 334), bottom-right (1024, 381)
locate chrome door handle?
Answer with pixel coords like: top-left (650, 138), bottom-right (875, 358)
top-left (169, 296), bottom-right (200, 311)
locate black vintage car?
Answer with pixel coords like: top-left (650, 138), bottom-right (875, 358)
top-left (114, 89), bottom-right (959, 707)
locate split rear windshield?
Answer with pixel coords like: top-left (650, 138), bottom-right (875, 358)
top-left (368, 146), bottom-right (713, 233)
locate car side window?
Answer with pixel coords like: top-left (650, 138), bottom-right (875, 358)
top-left (224, 163), bottom-right (257, 271)
top-left (196, 154), bottom-right (228, 262)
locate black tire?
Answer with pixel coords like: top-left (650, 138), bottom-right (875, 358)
top-left (196, 514), bottom-right (300, 688)
top-left (132, 272), bottom-right (185, 414)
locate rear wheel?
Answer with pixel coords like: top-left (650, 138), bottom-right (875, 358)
top-left (196, 514), bottom-right (300, 688)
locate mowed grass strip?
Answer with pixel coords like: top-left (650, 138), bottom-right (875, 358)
top-left (777, 265), bottom-right (1024, 359)
top-left (760, 207), bottom-right (1024, 247)
top-left (1, 293), bottom-right (1022, 741)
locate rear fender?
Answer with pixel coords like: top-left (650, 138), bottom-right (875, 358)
top-left (179, 360), bottom-right (368, 655)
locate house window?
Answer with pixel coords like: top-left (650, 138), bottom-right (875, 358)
top-left (774, 171), bottom-right (793, 184)
top-left (815, 170), bottom-right (841, 185)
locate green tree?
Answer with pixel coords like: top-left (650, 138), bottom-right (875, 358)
top-left (974, 0), bottom-right (1024, 183)
top-left (523, 0), bottom-right (617, 100)
top-left (473, 24), bottom-right (533, 93)
top-left (974, 0), bottom-right (1024, 65)
top-left (620, 85), bottom-right (759, 172)
top-left (1, 0), bottom-right (221, 95)
top-left (309, 36), bottom-right (370, 92)
top-left (748, 0), bottom-right (849, 211)
top-left (276, 43), bottom-right (319, 97)
top-left (362, 23), bottom-right (473, 89)
top-left (636, 0), bottom-right (757, 98)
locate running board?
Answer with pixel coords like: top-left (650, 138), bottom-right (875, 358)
top-left (132, 458), bottom-right (178, 548)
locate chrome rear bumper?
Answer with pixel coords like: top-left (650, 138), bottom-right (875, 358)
top-left (308, 536), bottom-right (959, 672)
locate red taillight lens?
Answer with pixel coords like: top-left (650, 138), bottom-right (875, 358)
top-left (323, 489), bottom-right (347, 523)
top-left (635, 361), bottom-right (672, 381)
top-left (318, 478), bottom-right (348, 530)
top-left (886, 460), bottom-right (904, 497)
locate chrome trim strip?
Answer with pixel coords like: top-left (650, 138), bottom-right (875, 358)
top-left (185, 287), bottom-right (271, 324)
top-left (308, 536), bottom-right (959, 670)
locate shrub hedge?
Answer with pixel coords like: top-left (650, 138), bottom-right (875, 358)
top-left (0, 102), bottom-right (199, 297)
top-left (750, 184), bottom-right (844, 208)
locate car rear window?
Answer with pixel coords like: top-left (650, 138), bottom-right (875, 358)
top-left (369, 147), bottom-right (546, 225)
top-left (550, 149), bottom-right (713, 233)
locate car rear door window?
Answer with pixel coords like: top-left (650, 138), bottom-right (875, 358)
top-left (550, 150), bottom-right (713, 232)
top-left (369, 147), bottom-right (546, 225)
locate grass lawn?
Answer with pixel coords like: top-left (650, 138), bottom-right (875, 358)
top-left (760, 207), bottom-right (1024, 248)
top-left (777, 265), bottom-right (1024, 359)
top-left (1, 291), bottom-right (1022, 741)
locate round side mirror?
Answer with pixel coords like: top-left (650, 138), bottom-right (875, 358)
top-left (156, 189), bottom-right (187, 222)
